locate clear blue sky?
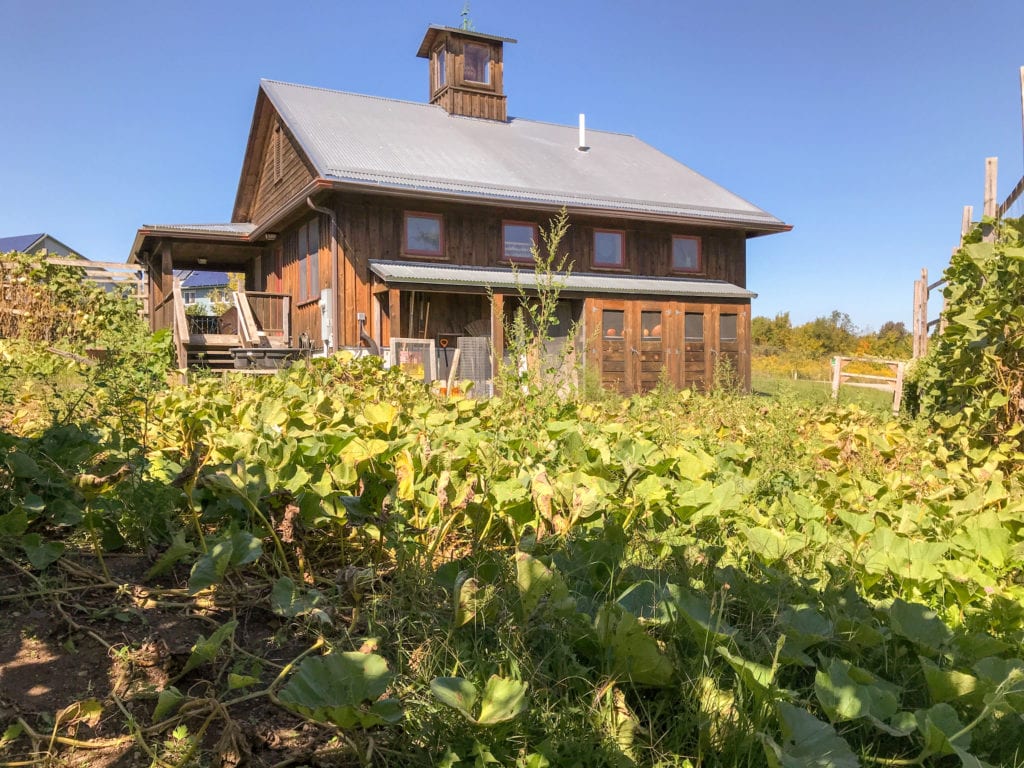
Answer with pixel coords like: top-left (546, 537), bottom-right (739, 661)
top-left (2, 0), bottom-right (1022, 331)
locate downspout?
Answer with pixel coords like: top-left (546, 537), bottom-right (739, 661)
top-left (307, 196), bottom-right (340, 352)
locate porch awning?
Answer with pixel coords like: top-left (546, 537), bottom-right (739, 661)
top-left (369, 260), bottom-right (756, 300)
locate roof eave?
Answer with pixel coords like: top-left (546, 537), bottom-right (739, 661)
top-left (319, 177), bottom-right (789, 234)
top-left (416, 25), bottom-right (518, 58)
top-left (128, 226), bottom-right (259, 264)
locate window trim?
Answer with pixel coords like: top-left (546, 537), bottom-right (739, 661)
top-left (670, 235), bottom-right (703, 274)
top-left (501, 220), bottom-right (539, 264)
top-left (462, 41), bottom-right (493, 87)
top-left (432, 43), bottom-right (447, 94)
top-left (403, 211), bottom-right (446, 259)
top-left (592, 228), bottom-right (626, 270)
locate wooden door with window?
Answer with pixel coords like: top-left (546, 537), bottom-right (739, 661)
top-left (591, 300), bottom-right (629, 393)
top-left (589, 300), bottom-right (673, 394)
top-left (681, 305), bottom-right (709, 391)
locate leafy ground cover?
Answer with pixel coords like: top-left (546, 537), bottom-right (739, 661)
top-left (751, 376), bottom-right (896, 413)
top-left (1, 354), bottom-right (1023, 767)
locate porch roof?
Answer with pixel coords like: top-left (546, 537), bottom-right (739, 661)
top-left (129, 222), bottom-right (264, 270)
top-left (369, 260), bottom-right (756, 299)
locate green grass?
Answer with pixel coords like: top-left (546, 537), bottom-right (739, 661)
top-left (752, 374), bottom-right (897, 413)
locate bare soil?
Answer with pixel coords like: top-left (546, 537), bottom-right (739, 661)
top-left (0, 553), bottom-right (346, 767)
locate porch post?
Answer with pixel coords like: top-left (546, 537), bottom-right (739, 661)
top-left (490, 292), bottom-right (504, 380)
top-left (389, 288), bottom-right (401, 339)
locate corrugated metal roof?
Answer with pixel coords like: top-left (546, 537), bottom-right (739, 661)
top-left (141, 223), bottom-right (256, 237)
top-left (260, 80), bottom-right (788, 232)
top-left (369, 259), bottom-right (755, 299)
top-left (0, 233), bottom-right (45, 252)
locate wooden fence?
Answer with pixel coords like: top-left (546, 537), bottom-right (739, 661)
top-left (831, 356), bottom-right (906, 414)
top-left (913, 67), bottom-right (1024, 357)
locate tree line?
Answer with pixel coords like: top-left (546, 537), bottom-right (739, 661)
top-left (752, 311), bottom-right (912, 360)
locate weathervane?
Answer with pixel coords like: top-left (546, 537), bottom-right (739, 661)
top-left (459, 1), bottom-right (475, 31)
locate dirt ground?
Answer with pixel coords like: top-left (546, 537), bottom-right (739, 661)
top-left (0, 554), bottom-right (346, 767)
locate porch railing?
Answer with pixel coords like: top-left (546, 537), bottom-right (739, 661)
top-left (152, 279), bottom-right (188, 369)
top-left (244, 291), bottom-right (291, 342)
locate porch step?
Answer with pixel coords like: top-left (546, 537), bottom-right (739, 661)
top-left (186, 339), bottom-right (238, 371)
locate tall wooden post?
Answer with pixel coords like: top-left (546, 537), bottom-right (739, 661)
top-left (960, 205), bottom-right (973, 243)
top-left (490, 293), bottom-right (504, 381)
top-left (984, 158), bottom-right (998, 218)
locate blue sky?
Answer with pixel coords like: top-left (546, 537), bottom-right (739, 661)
top-left (2, 0), bottom-right (1022, 331)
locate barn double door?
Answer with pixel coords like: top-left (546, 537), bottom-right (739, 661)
top-left (589, 299), bottom-right (747, 394)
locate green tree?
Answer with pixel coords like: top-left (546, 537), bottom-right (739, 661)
top-left (751, 312), bottom-right (792, 350)
top-left (791, 311), bottom-right (857, 356)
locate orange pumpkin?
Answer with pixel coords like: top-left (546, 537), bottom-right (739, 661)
top-left (606, 328), bottom-right (618, 337)
top-left (651, 323), bottom-right (662, 336)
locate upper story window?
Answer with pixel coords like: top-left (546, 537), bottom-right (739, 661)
top-left (432, 45), bottom-right (447, 92)
top-left (593, 229), bottom-right (625, 269)
top-left (404, 212), bottom-right (444, 257)
top-left (502, 221), bottom-right (537, 263)
top-left (671, 235), bottom-right (702, 273)
top-left (463, 42), bottom-right (491, 85)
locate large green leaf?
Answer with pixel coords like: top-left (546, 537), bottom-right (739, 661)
top-left (664, 584), bottom-right (736, 646)
top-left (431, 674), bottom-right (528, 726)
top-left (888, 599), bottom-right (952, 652)
top-left (761, 702), bottom-right (859, 768)
top-left (270, 576), bottom-right (330, 623)
top-left (21, 533), bottom-right (64, 570)
top-left (815, 657), bottom-right (900, 724)
top-left (180, 620), bottom-right (237, 676)
top-left (431, 677), bottom-right (479, 720)
top-left (278, 652), bottom-right (402, 729)
top-left (914, 703), bottom-right (970, 756)
top-left (515, 552), bottom-right (573, 619)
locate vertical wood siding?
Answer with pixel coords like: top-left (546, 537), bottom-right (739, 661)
top-left (250, 120), bottom-right (316, 226)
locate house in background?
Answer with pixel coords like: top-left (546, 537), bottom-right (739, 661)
top-left (0, 233), bottom-right (83, 258)
top-left (176, 270), bottom-right (231, 312)
top-left (131, 23), bottom-right (789, 391)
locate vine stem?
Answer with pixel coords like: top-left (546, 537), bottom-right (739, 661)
top-left (13, 716), bottom-right (130, 751)
top-left (110, 693), bottom-right (177, 768)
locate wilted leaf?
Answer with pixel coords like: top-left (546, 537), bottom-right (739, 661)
top-left (596, 605), bottom-right (674, 687)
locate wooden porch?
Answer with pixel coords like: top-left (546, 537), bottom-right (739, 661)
top-left (151, 280), bottom-right (293, 370)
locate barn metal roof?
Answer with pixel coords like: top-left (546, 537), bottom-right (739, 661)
top-left (369, 260), bottom-right (756, 299)
top-left (260, 80), bottom-right (788, 233)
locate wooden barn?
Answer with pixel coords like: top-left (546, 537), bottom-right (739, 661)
top-left (130, 23), bottom-right (789, 392)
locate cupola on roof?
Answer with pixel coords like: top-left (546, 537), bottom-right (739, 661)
top-left (416, 23), bottom-right (517, 121)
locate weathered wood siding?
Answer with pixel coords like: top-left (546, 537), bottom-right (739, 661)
top-left (586, 298), bottom-right (750, 393)
top-left (250, 120), bottom-right (316, 226)
top-left (429, 32), bottom-right (507, 121)
top-left (265, 192), bottom-right (751, 366)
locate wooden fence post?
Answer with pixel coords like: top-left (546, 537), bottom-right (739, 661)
top-left (831, 356), bottom-right (842, 400)
top-left (893, 362), bottom-right (905, 415)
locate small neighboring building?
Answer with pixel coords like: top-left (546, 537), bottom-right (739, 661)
top-left (0, 233), bottom-right (83, 258)
top-left (176, 270), bottom-right (231, 312)
top-left (131, 22), bottom-right (790, 391)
